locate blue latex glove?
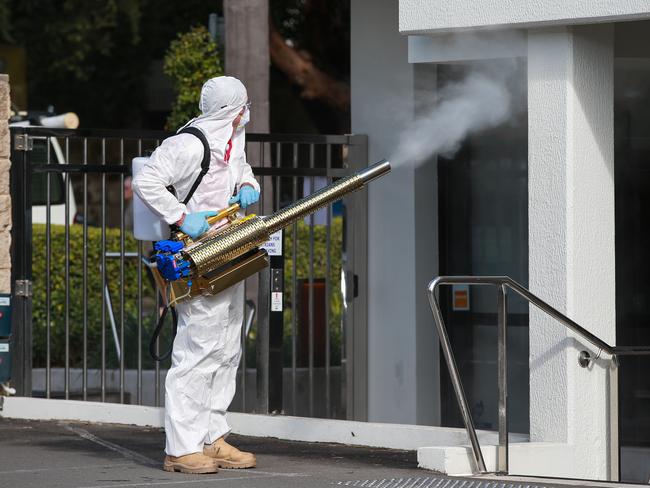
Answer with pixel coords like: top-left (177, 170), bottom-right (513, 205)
top-left (229, 185), bottom-right (259, 209)
top-left (179, 210), bottom-right (217, 240)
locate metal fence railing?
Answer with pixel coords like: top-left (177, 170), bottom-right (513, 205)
top-left (10, 126), bottom-right (369, 420)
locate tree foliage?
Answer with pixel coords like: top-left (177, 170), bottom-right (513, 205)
top-left (0, 0), bottom-right (350, 130)
top-left (3, 0), bottom-right (221, 128)
top-left (162, 25), bottom-right (222, 131)
top-left (7, 0), bottom-right (145, 127)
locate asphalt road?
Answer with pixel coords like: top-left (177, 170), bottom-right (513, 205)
top-left (1, 417), bottom-right (643, 488)
top-left (0, 417), bottom-right (428, 488)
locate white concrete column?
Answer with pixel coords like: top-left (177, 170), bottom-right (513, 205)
top-left (528, 24), bottom-right (615, 479)
top-left (352, 0), bottom-right (420, 424)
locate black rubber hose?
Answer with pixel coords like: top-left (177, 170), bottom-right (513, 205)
top-left (149, 305), bottom-right (178, 362)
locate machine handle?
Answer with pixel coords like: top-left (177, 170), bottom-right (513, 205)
top-left (206, 203), bottom-right (241, 226)
top-left (173, 203), bottom-right (241, 243)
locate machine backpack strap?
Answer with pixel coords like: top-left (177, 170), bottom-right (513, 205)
top-left (176, 126), bottom-right (211, 205)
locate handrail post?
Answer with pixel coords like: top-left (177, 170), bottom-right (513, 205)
top-left (497, 284), bottom-right (509, 474)
top-left (427, 281), bottom-right (488, 473)
top-left (608, 357), bottom-right (619, 481)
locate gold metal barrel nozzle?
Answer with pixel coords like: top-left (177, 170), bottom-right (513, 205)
top-left (262, 159), bottom-right (392, 235)
top-left (358, 159), bottom-right (391, 184)
top-left (184, 159), bottom-right (391, 276)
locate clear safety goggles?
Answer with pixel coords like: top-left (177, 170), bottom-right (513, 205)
top-left (220, 101), bottom-right (251, 111)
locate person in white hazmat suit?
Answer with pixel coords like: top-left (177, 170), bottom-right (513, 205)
top-left (133, 76), bottom-right (260, 474)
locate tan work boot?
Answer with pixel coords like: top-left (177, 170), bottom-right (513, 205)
top-left (203, 437), bottom-right (256, 469)
top-left (163, 453), bottom-right (219, 474)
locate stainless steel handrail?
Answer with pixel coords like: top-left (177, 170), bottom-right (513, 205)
top-left (427, 275), bottom-right (650, 477)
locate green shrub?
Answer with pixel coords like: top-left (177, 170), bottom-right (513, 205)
top-left (282, 216), bottom-right (344, 366)
top-left (163, 25), bottom-right (223, 131)
top-left (32, 217), bottom-right (344, 370)
top-left (32, 224), bottom-right (163, 369)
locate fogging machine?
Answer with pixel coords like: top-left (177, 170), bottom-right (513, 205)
top-left (147, 159), bottom-right (391, 359)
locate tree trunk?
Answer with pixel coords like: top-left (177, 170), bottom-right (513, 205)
top-left (224, 0), bottom-right (270, 134)
top-left (269, 22), bottom-right (350, 112)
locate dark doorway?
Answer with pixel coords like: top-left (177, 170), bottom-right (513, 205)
top-left (614, 54), bottom-right (650, 482)
top-left (436, 60), bottom-right (529, 434)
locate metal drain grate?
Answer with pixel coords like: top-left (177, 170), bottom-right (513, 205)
top-left (334, 477), bottom-right (550, 488)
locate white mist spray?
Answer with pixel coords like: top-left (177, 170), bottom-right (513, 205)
top-left (392, 68), bottom-right (514, 166)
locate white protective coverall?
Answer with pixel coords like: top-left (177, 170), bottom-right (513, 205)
top-left (132, 76), bottom-right (260, 457)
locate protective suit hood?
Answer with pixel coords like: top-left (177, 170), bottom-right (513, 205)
top-left (198, 76), bottom-right (247, 118)
top-left (179, 76), bottom-right (248, 151)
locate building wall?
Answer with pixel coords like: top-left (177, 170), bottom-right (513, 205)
top-left (396, 0), bottom-right (622, 478)
top-left (0, 75), bottom-right (10, 293)
top-left (527, 24), bottom-right (616, 479)
top-left (351, 0), bottom-right (440, 425)
top-left (399, 0), bottom-right (650, 34)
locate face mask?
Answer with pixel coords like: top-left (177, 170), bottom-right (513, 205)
top-left (237, 107), bottom-right (250, 130)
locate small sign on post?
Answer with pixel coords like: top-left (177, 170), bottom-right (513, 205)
top-left (261, 230), bottom-right (283, 256)
top-left (271, 291), bottom-right (283, 312)
top-left (452, 284), bottom-right (470, 311)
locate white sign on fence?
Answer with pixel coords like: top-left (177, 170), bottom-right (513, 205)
top-left (271, 292), bottom-right (283, 312)
top-left (261, 230), bottom-right (283, 256)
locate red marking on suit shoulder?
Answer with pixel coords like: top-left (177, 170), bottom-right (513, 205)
top-left (224, 139), bottom-right (233, 164)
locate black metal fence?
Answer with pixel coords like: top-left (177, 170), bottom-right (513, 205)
top-left (10, 126), bottom-right (369, 420)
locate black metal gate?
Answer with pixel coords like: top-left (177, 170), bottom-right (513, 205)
top-left (9, 126), bottom-right (369, 420)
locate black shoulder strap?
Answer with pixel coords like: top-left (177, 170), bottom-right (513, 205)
top-left (176, 126), bottom-right (211, 205)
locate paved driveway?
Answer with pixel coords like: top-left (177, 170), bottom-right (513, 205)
top-left (0, 417), bottom-right (426, 488)
top-left (5, 418), bottom-right (624, 488)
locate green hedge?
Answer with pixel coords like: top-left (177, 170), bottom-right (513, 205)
top-left (33, 217), bottom-right (344, 370)
top-left (282, 216), bottom-right (343, 366)
top-left (32, 224), bottom-right (162, 369)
